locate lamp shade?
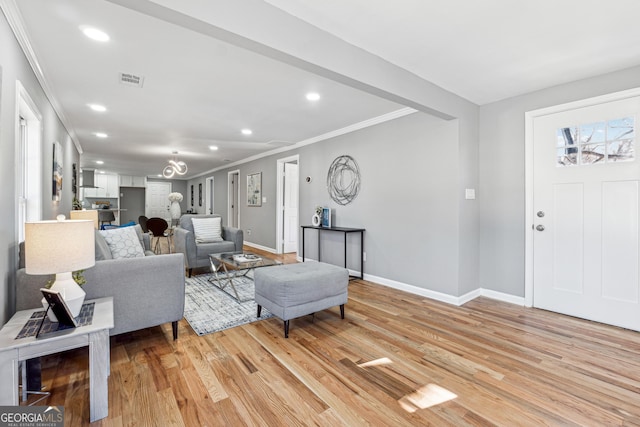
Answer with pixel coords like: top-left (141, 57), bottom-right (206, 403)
top-left (25, 219), bottom-right (95, 275)
top-left (69, 209), bottom-right (99, 229)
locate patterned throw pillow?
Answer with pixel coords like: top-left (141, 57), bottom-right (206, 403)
top-left (99, 226), bottom-right (145, 259)
top-left (191, 217), bottom-right (223, 243)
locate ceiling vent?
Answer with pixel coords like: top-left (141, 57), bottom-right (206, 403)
top-left (118, 72), bottom-right (144, 88)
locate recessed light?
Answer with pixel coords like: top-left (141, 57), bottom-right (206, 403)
top-left (157, 174), bottom-right (162, 178)
top-left (88, 104), bottom-right (106, 112)
top-left (98, 170), bottom-right (105, 174)
top-left (80, 26), bottom-right (110, 42)
top-left (209, 145), bottom-right (219, 151)
top-left (94, 132), bottom-right (108, 138)
top-left (306, 92), bottom-right (321, 101)
top-left (95, 160), bottom-right (104, 165)
top-left (241, 129), bottom-right (252, 136)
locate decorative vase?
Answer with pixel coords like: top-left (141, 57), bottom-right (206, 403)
top-left (170, 201), bottom-right (181, 220)
top-left (41, 272), bottom-right (86, 321)
top-left (312, 213), bottom-right (321, 227)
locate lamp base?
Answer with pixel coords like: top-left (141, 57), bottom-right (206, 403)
top-left (41, 272), bottom-right (86, 321)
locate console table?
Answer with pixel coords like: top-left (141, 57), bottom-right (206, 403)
top-left (301, 225), bottom-right (365, 279)
top-left (0, 297), bottom-right (114, 422)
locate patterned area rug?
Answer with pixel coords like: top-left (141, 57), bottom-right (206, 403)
top-left (184, 272), bottom-right (274, 336)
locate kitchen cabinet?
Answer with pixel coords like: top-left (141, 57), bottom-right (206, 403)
top-left (119, 175), bottom-right (146, 188)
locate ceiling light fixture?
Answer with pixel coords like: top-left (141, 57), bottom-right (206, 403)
top-left (94, 132), bottom-right (108, 138)
top-left (95, 160), bottom-right (104, 165)
top-left (209, 145), bottom-right (219, 151)
top-left (241, 129), bottom-right (253, 135)
top-left (306, 92), bottom-right (321, 101)
top-left (162, 151), bottom-right (188, 178)
top-left (88, 104), bottom-right (106, 112)
top-left (80, 26), bottom-right (110, 42)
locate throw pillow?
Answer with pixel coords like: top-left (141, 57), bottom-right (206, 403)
top-left (191, 217), bottom-right (223, 243)
top-left (99, 226), bottom-right (145, 259)
top-left (94, 230), bottom-right (113, 261)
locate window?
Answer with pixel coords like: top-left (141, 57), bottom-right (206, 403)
top-left (557, 116), bottom-right (634, 166)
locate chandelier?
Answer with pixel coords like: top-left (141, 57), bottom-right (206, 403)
top-left (162, 151), bottom-right (188, 178)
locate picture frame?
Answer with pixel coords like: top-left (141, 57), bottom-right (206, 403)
top-left (247, 172), bottom-right (262, 206)
top-left (321, 207), bottom-right (332, 228)
top-left (198, 183), bottom-right (202, 206)
top-left (190, 185), bottom-right (194, 206)
top-left (52, 141), bottom-right (63, 201)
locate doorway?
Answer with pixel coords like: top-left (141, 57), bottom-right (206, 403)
top-left (205, 176), bottom-right (215, 214)
top-left (228, 170), bottom-right (240, 228)
top-left (146, 181), bottom-right (172, 221)
top-left (276, 155), bottom-right (299, 254)
top-left (526, 88), bottom-right (640, 331)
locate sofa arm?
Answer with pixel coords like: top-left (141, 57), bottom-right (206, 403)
top-left (173, 227), bottom-right (196, 268)
top-left (223, 226), bottom-right (244, 252)
top-left (16, 253), bottom-right (186, 336)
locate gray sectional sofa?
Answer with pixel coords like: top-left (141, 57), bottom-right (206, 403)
top-left (16, 225), bottom-right (185, 339)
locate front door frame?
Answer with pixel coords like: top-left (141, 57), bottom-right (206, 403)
top-left (524, 86), bottom-right (640, 307)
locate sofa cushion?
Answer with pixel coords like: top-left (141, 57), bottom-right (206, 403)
top-left (99, 226), bottom-right (145, 259)
top-left (191, 217), bottom-right (223, 243)
top-left (195, 241), bottom-right (236, 258)
top-left (94, 230), bottom-right (113, 260)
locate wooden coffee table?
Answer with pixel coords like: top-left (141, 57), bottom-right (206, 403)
top-left (209, 251), bottom-right (282, 301)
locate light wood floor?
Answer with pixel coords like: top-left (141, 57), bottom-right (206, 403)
top-left (25, 248), bottom-right (640, 426)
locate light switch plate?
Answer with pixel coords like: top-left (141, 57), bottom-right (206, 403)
top-left (465, 189), bottom-right (476, 200)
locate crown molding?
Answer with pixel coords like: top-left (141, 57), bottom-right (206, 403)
top-left (0, 0), bottom-right (83, 154)
top-left (190, 107), bottom-right (418, 179)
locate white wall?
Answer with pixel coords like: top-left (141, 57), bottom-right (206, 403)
top-left (479, 64), bottom-right (640, 297)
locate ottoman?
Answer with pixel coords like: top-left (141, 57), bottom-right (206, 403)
top-left (254, 262), bottom-right (349, 338)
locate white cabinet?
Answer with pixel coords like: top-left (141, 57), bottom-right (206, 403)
top-left (119, 175), bottom-right (146, 188)
top-left (92, 173), bottom-right (119, 198)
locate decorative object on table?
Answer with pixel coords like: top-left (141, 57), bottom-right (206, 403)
top-left (25, 215), bottom-right (96, 320)
top-left (327, 154), bottom-right (361, 205)
top-left (52, 141), bottom-right (63, 202)
top-left (321, 207), bottom-right (332, 228)
top-left (183, 273), bottom-right (274, 336)
top-left (72, 196), bottom-right (82, 210)
top-left (168, 192), bottom-right (183, 220)
top-left (162, 151), bottom-right (188, 178)
top-left (312, 205), bottom-right (322, 226)
top-left (198, 183), bottom-right (202, 206)
top-left (247, 172), bottom-right (262, 206)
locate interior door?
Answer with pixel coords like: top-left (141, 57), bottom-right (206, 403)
top-left (228, 171), bottom-right (239, 228)
top-left (146, 181), bottom-right (171, 221)
top-left (283, 162), bottom-right (299, 253)
top-left (533, 95), bottom-right (640, 330)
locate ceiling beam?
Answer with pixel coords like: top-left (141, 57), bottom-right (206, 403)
top-left (106, 0), bottom-right (478, 121)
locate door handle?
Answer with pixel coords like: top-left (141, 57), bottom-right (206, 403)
top-left (536, 225), bottom-right (545, 231)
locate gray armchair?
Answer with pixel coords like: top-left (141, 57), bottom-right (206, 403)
top-left (173, 214), bottom-right (243, 277)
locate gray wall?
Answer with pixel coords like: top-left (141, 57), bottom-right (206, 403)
top-left (0, 10), bottom-right (78, 324)
top-left (479, 64), bottom-right (640, 297)
top-left (196, 112), bottom-right (466, 295)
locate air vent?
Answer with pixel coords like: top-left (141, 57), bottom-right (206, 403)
top-left (118, 72), bottom-right (144, 88)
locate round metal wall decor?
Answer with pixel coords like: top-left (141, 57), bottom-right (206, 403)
top-left (326, 155), bottom-right (361, 205)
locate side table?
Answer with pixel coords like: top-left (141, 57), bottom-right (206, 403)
top-left (0, 297), bottom-right (114, 422)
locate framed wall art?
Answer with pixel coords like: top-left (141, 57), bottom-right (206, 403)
top-left (247, 172), bottom-right (262, 206)
top-left (52, 141), bottom-right (63, 201)
top-left (198, 183), bottom-right (202, 206)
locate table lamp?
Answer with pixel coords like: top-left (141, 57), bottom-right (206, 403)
top-left (69, 209), bottom-right (99, 229)
top-left (25, 216), bottom-right (95, 318)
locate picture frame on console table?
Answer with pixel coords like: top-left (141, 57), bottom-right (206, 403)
top-left (321, 207), bottom-right (332, 228)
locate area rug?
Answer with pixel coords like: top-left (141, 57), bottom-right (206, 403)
top-left (183, 273), bottom-right (274, 336)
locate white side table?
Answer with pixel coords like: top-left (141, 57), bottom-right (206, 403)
top-left (0, 297), bottom-right (114, 422)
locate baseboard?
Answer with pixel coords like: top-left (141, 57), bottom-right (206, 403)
top-left (244, 241), bottom-right (277, 254)
top-left (360, 272), bottom-right (525, 307)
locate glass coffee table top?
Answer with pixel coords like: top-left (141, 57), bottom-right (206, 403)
top-left (208, 252), bottom-right (282, 301)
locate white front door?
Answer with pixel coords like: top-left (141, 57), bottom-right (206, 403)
top-left (283, 162), bottom-right (299, 253)
top-left (146, 181), bottom-right (172, 221)
top-left (532, 95), bottom-right (640, 330)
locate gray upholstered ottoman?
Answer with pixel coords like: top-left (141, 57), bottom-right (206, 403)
top-left (254, 262), bottom-right (349, 338)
